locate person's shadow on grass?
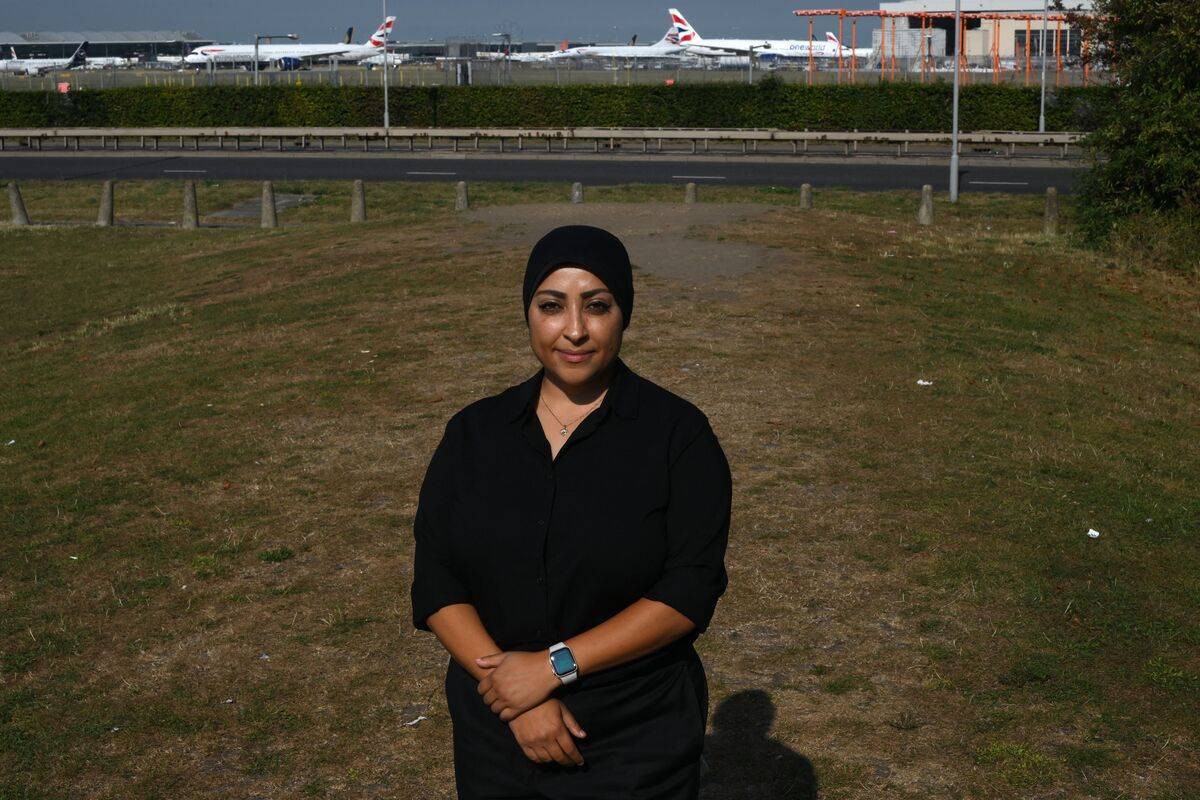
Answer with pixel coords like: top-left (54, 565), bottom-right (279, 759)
top-left (701, 690), bottom-right (816, 799)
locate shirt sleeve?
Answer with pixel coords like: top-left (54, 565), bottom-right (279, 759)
top-left (642, 414), bottom-right (731, 634)
top-left (410, 414), bottom-right (473, 632)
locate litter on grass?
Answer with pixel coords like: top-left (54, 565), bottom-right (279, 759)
top-left (405, 715), bottom-right (428, 727)
top-left (917, 379), bottom-right (934, 386)
top-left (1087, 528), bottom-right (1101, 539)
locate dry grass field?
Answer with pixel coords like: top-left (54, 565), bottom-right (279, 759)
top-left (1, 179), bottom-right (1197, 800)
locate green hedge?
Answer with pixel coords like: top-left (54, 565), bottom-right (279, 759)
top-left (0, 84), bottom-right (1111, 131)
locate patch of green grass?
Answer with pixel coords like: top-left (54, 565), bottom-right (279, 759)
top-left (259, 546), bottom-right (295, 563)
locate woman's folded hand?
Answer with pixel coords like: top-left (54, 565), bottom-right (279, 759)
top-left (507, 698), bottom-right (587, 766)
top-left (475, 649), bottom-right (562, 721)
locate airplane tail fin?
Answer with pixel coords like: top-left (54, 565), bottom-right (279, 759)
top-left (630, 34), bottom-right (638, 46)
top-left (10, 47), bottom-right (17, 60)
top-left (344, 27), bottom-right (355, 45)
top-left (826, 32), bottom-right (843, 49)
top-left (558, 39), bottom-right (569, 52)
top-left (668, 8), bottom-right (701, 44)
top-left (368, 16), bottom-right (396, 47)
top-left (68, 41), bottom-right (88, 67)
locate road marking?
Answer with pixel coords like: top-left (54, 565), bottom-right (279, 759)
top-left (163, 169), bottom-right (207, 174)
top-left (406, 170), bottom-right (457, 176)
top-left (968, 180), bottom-right (1029, 186)
top-left (672, 175), bottom-right (726, 180)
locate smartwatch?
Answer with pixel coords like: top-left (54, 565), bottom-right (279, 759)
top-left (548, 641), bottom-right (579, 684)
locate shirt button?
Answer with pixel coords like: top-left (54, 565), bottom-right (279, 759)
top-left (537, 519), bottom-right (545, 527)
top-left (535, 628), bottom-right (543, 638)
top-left (536, 575), bottom-right (545, 585)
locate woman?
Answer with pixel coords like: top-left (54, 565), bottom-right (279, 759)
top-left (410, 224), bottom-right (732, 800)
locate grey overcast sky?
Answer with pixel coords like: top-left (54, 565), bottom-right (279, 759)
top-left (6, 1), bottom-right (884, 44)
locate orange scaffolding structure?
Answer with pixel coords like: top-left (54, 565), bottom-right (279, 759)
top-left (790, 8), bottom-right (1086, 85)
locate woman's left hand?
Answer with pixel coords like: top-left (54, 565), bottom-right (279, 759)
top-left (475, 650), bottom-right (562, 722)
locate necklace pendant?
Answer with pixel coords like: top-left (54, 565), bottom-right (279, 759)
top-left (559, 426), bottom-right (569, 436)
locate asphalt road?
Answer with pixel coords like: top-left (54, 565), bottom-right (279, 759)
top-left (0, 155), bottom-right (1083, 194)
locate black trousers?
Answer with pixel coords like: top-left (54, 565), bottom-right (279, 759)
top-left (445, 644), bottom-right (709, 799)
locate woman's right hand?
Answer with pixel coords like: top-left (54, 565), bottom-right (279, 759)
top-left (507, 698), bottom-right (587, 766)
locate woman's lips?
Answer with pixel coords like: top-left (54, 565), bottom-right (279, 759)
top-left (556, 350), bottom-right (595, 364)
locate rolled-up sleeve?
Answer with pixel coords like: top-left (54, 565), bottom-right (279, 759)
top-left (410, 415), bottom-right (473, 632)
top-left (642, 415), bottom-right (731, 634)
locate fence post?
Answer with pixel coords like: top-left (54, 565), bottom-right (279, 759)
top-left (351, 179), bottom-right (367, 222)
top-left (97, 180), bottom-right (114, 227)
top-left (684, 182), bottom-right (698, 205)
top-left (571, 182), bottom-right (584, 204)
top-left (799, 183), bottom-right (813, 210)
top-left (8, 181), bottom-right (29, 226)
top-left (261, 181), bottom-right (278, 229)
top-left (918, 184), bottom-right (934, 226)
top-left (455, 181), bottom-right (469, 212)
top-left (182, 181), bottom-right (199, 229)
top-left (1043, 186), bottom-right (1058, 236)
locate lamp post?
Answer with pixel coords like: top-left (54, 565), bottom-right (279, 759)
top-left (492, 32), bottom-right (512, 83)
top-left (254, 33), bottom-right (297, 86)
top-left (1038, 0), bottom-right (1049, 132)
top-left (949, 0), bottom-right (961, 202)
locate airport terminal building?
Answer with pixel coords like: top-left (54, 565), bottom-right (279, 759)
top-left (876, 0), bottom-right (1095, 58)
top-left (0, 31), bottom-right (213, 61)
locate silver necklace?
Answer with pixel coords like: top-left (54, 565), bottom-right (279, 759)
top-left (539, 392), bottom-right (605, 437)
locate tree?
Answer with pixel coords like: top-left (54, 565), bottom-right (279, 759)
top-left (1066, 0), bottom-right (1200, 254)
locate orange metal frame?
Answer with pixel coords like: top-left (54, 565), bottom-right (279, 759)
top-left (791, 8), bottom-right (1085, 85)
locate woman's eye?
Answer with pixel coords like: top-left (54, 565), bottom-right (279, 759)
top-left (538, 302), bottom-right (561, 313)
top-left (587, 302), bottom-right (611, 313)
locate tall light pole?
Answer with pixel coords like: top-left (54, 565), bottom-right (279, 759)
top-left (381, 0), bottom-right (390, 128)
top-left (254, 33), bottom-right (297, 87)
top-left (1038, 0), bottom-right (1049, 132)
top-left (492, 32), bottom-right (512, 83)
top-left (949, 0), bottom-right (961, 202)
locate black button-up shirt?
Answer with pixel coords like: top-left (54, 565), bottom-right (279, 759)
top-left (409, 356), bottom-right (731, 669)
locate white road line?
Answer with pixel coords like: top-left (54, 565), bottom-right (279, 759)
top-left (163, 169), bottom-right (207, 173)
top-left (406, 170), bottom-right (457, 176)
top-left (968, 180), bottom-right (1029, 186)
top-left (672, 175), bottom-right (726, 180)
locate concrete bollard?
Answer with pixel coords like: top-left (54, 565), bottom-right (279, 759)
top-left (97, 180), bottom-right (114, 227)
top-left (455, 180), bottom-right (469, 212)
top-left (261, 181), bottom-right (278, 229)
top-left (571, 182), bottom-right (584, 204)
top-left (1043, 186), bottom-right (1059, 236)
top-left (181, 181), bottom-right (199, 229)
top-left (8, 181), bottom-right (30, 226)
top-left (684, 182), bottom-right (697, 205)
top-left (799, 183), bottom-right (813, 210)
top-left (350, 179), bottom-right (367, 222)
top-left (918, 184), bottom-right (934, 226)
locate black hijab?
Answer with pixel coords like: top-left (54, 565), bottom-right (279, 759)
top-left (522, 225), bottom-right (634, 330)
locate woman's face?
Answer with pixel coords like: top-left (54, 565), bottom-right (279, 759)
top-left (528, 266), bottom-right (623, 386)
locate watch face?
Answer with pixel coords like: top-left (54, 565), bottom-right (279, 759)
top-left (550, 647), bottom-right (576, 676)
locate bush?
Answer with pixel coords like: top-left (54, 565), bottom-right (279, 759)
top-left (0, 84), bottom-right (1108, 132)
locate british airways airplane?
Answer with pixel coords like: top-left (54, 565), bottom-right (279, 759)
top-left (184, 17), bottom-right (395, 67)
top-left (550, 29), bottom-right (685, 60)
top-left (668, 8), bottom-right (865, 60)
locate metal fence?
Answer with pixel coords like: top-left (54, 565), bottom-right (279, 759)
top-left (0, 126), bottom-right (1086, 160)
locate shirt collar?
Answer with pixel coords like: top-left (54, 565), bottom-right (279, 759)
top-left (504, 355), bottom-right (639, 423)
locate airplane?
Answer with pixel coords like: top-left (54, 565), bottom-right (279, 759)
top-left (0, 42), bottom-right (88, 75)
top-left (83, 56), bottom-right (136, 69)
top-left (476, 41), bottom-right (571, 63)
top-left (550, 28), bottom-right (685, 60)
top-left (668, 8), bottom-right (861, 60)
top-left (183, 17), bottom-right (394, 67)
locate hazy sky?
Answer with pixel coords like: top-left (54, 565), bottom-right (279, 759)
top-left (6, 1), bottom-right (884, 43)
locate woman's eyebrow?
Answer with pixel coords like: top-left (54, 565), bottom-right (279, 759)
top-left (534, 289), bottom-right (612, 299)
